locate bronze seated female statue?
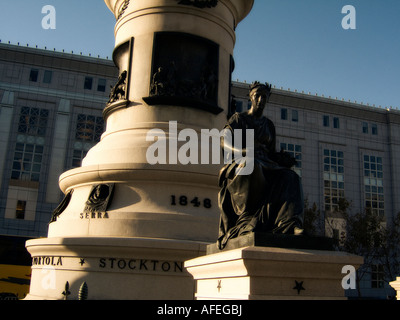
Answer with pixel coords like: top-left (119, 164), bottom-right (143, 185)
top-left (218, 82), bottom-right (304, 249)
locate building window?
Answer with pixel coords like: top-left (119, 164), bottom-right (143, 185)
top-left (371, 265), bottom-right (385, 289)
top-left (16, 200), bottom-right (26, 220)
top-left (11, 142), bottom-right (44, 182)
top-left (97, 79), bottom-right (107, 92)
top-left (235, 101), bottom-right (243, 113)
top-left (43, 70), bottom-right (53, 84)
top-left (280, 143), bottom-right (302, 177)
top-left (323, 115), bottom-right (330, 127)
top-left (371, 124), bottom-right (378, 135)
top-left (292, 110), bottom-right (298, 122)
top-left (84, 77), bottom-right (93, 90)
top-left (75, 114), bottom-right (104, 142)
top-left (29, 69), bottom-right (39, 82)
top-left (333, 117), bottom-right (340, 129)
top-left (72, 114), bottom-right (104, 168)
top-left (362, 122), bottom-right (369, 134)
top-left (364, 155), bottom-right (384, 217)
top-left (72, 149), bottom-right (88, 168)
top-left (18, 107), bottom-right (49, 136)
top-left (281, 108), bottom-right (288, 120)
top-left (323, 149), bottom-right (345, 212)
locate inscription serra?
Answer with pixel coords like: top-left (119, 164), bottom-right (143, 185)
top-left (80, 211), bottom-right (109, 219)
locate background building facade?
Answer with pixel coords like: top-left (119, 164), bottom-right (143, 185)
top-left (0, 43), bottom-right (118, 238)
top-left (0, 44), bottom-right (399, 298)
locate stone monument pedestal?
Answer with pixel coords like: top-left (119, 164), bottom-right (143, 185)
top-left (185, 234), bottom-right (363, 300)
top-left (25, 237), bottom-right (206, 300)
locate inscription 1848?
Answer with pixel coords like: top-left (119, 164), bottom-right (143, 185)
top-left (171, 195), bottom-right (212, 208)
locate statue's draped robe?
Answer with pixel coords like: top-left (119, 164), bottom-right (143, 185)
top-left (218, 112), bottom-right (304, 249)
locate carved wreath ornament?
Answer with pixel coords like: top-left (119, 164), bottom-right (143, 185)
top-left (117, 0), bottom-right (130, 20)
top-left (177, 0), bottom-right (218, 8)
top-left (117, 0), bottom-right (217, 20)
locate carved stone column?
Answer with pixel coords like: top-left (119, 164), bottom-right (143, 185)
top-left (46, 0), bottom-right (254, 243)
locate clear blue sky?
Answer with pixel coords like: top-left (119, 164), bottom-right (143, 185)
top-left (0, 0), bottom-right (399, 109)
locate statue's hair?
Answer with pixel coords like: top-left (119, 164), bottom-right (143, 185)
top-left (250, 81), bottom-right (272, 94)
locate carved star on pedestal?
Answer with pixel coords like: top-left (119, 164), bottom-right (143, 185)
top-left (293, 280), bottom-right (305, 294)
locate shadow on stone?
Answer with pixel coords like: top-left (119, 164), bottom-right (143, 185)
top-left (206, 232), bottom-right (336, 255)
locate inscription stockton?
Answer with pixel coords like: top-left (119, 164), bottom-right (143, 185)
top-left (99, 258), bottom-right (183, 273)
top-left (31, 256), bottom-right (184, 274)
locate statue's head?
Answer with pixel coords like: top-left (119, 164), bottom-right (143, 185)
top-left (249, 82), bottom-right (272, 114)
top-left (249, 81), bottom-right (272, 98)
